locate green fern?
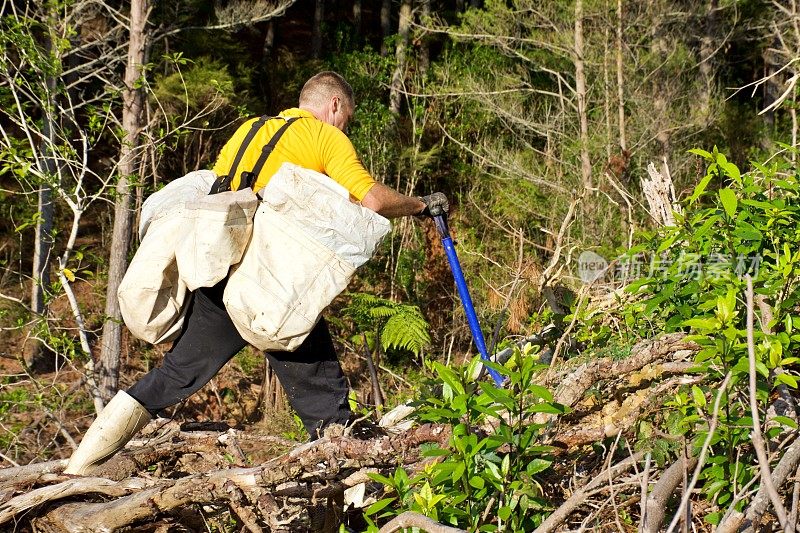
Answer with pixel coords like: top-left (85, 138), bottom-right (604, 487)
top-left (380, 308), bottom-right (430, 355)
top-left (345, 293), bottom-right (431, 356)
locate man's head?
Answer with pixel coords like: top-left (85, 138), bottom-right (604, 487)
top-left (299, 71), bottom-right (355, 133)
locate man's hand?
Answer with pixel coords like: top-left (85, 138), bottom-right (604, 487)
top-left (418, 192), bottom-right (449, 217)
top-left (360, 185), bottom-right (448, 219)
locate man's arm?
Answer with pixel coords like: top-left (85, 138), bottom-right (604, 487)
top-left (361, 182), bottom-right (426, 218)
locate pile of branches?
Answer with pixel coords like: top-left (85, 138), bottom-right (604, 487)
top-left (531, 332), bottom-right (800, 531)
top-left (2, 332), bottom-right (799, 532)
top-left (0, 421), bottom-right (453, 532)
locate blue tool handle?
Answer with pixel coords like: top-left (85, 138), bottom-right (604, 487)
top-left (433, 215), bottom-right (505, 386)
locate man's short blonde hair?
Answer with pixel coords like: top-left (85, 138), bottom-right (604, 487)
top-left (299, 71), bottom-right (355, 110)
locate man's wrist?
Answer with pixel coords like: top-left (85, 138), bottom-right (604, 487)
top-left (414, 197), bottom-right (427, 217)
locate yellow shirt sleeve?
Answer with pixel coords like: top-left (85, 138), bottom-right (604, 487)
top-left (318, 125), bottom-right (376, 201)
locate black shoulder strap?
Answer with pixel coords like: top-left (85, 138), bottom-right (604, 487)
top-left (209, 115), bottom-right (270, 194)
top-left (238, 116), bottom-right (301, 190)
top-left (228, 115), bottom-right (270, 183)
top-left (210, 116), bottom-right (302, 194)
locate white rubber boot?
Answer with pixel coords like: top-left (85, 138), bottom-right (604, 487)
top-left (64, 390), bottom-right (151, 475)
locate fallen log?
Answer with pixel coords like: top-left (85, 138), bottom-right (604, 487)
top-left (0, 423), bottom-right (450, 532)
top-left (543, 332), bottom-right (698, 415)
top-left (553, 375), bottom-right (703, 449)
top-left (0, 334), bottom-right (723, 532)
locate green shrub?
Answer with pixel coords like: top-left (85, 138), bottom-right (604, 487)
top-left (364, 345), bottom-right (566, 531)
top-left (621, 147), bottom-right (800, 524)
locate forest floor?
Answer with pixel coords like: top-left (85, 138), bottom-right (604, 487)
top-left (0, 286), bottom-right (737, 533)
top-left (0, 273), bottom-right (791, 532)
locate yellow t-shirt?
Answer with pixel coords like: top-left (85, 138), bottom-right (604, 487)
top-left (212, 108), bottom-right (376, 200)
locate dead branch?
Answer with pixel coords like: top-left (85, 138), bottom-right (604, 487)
top-left (378, 511), bottom-right (467, 533)
top-left (746, 276), bottom-right (790, 530)
top-left (224, 479), bottom-right (264, 533)
top-left (639, 452), bottom-right (652, 530)
top-left (0, 459), bottom-right (67, 485)
top-left (549, 285), bottom-right (589, 368)
top-left (641, 455), bottom-right (699, 533)
top-left (0, 477), bottom-right (156, 524)
top-left (534, 451), bottom-right (645, 533)
top-left (538, 189), bottom-right (586, 294)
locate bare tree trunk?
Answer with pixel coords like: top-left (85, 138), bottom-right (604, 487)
top-left (419, 0), bottom-right (431, 76)
top-left (28, 162), bottom-right (55, 371)
top-left (98, 0), bottom-right (149, 402)
top-left (260, 21), bottom-right (276, 109)
top-left (792, 0), bottom-right (799, 164)
top-left (380, 0), bottom-right (391, 56)
top-left (763, 44), bottom-right (779, 133)
top-left (389, 0), bottom-right (412, 116)
top-left (26, 24), bottom-right (59, 371)
top-left (352, 0), bottom-right (361, 34)
top-left (574, 0), bottom-right (591, 189)
top-left (698, 0), bottom-right (718, 122)
top-left (32, 84), bottom-right (55, 318)
top-left (793, 88), bottom-right (798, 165)
top-left (603, 25), bottom-right (611, 160)
top-left (31, 189), bottom-right (53, 316)
top-left (263, 20), bottom-right (275, 57)
top-left (312, 0), bottom-right (324, 59)
top-left (652, 17), bottom-right (670, 158)
top-left (616, 0), bottom-right (626, 152)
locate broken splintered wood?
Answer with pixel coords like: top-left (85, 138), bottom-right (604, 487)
top-left (642, 159), bottom-right (680, 227)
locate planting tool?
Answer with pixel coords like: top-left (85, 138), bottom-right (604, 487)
top-left (432, 210), bottom-right (505, 386)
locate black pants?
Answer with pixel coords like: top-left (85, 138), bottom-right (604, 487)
top-left (127, 282), bottom-right (351, 437)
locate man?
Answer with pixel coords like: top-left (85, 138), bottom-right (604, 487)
top-left (64, 71), bottom-right (448, 475)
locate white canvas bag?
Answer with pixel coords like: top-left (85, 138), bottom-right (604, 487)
top-left (175, 188), bottom-right (258, 291)
top-left (223, 163), bottom-right (391, 351)
top-left (119, 169), bottom-right (257, 344)
top-left (118, 213), bottom-right (190, 344)
top-left (137, 170), bottom-right (218, 239)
